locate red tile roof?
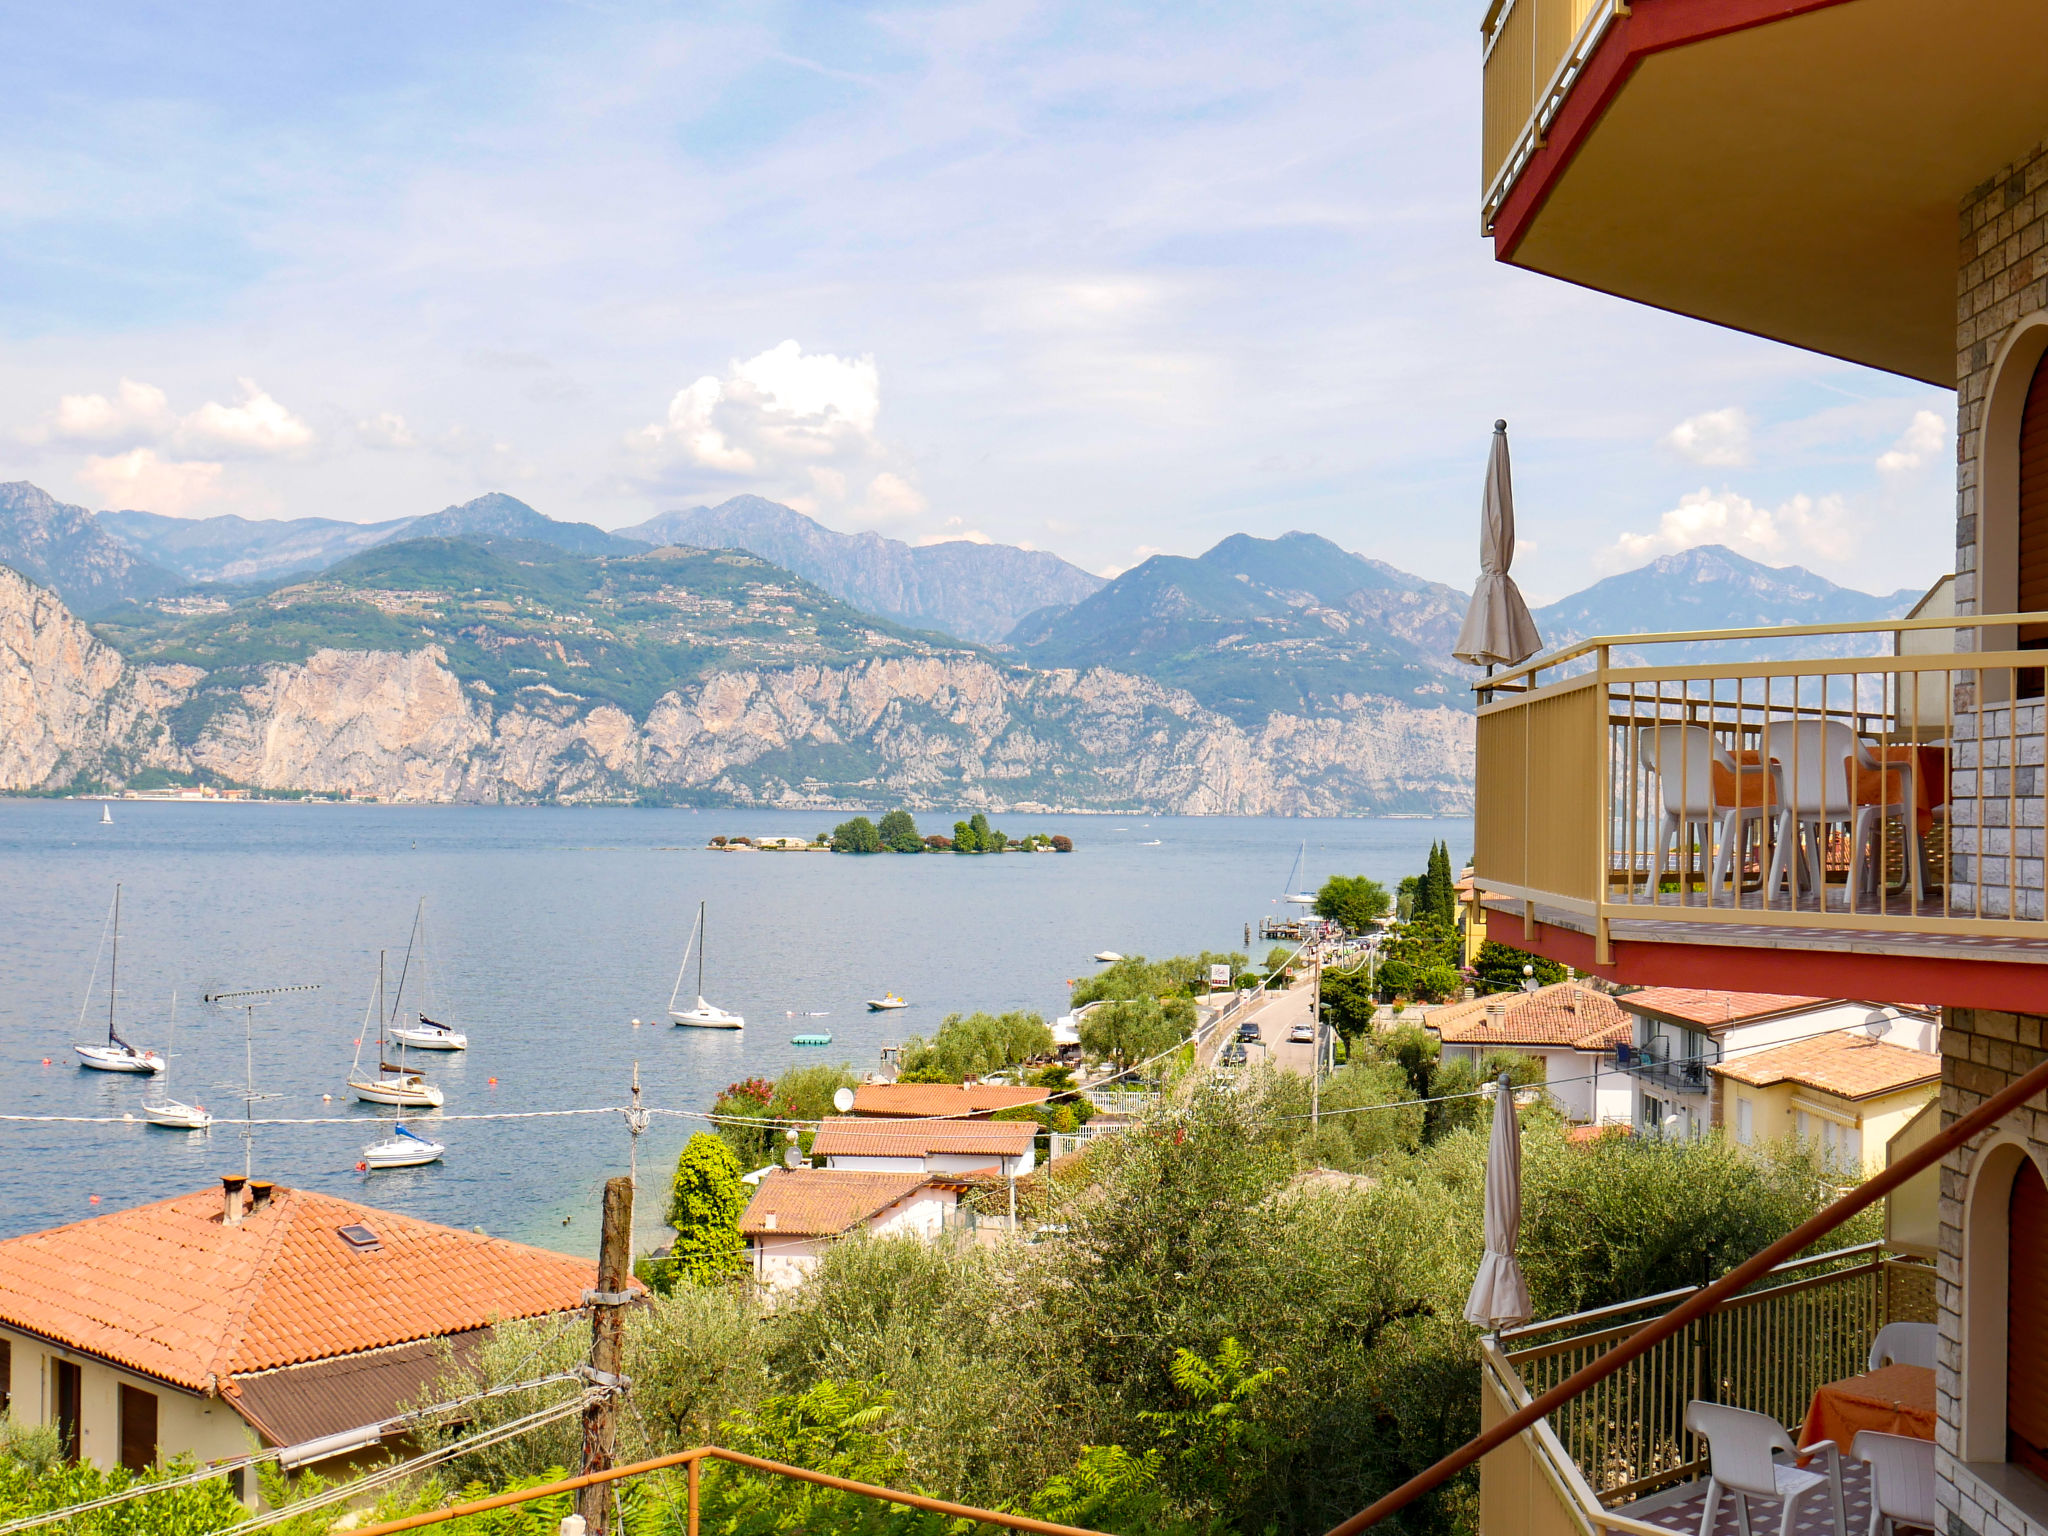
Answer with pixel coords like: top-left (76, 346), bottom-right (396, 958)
top-left (1711, 1034), bottom-right (1941, 1101)
top-left (851, 1083), bottom-right (1051, 1118)
top-left (1620, 989), bottom-right (1834, 1030)
top-left (0, 1185), bottom-right (598, 1393)
top-left (811, 1117), bottom-right (1037, 1158)
top-left (1428, 984), bottom-right (1630, 1049)
top-left (740, 1170), bottom-right (936, 1237)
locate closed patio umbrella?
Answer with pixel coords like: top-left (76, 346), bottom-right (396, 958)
top-left (1463, 1072), bottom-right (1532, 1330)
top-left (1453, 419), bottom-right (1543, 669)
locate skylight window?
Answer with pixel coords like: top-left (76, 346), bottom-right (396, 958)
top-left (336, 1224), bottom-right (381, 1252)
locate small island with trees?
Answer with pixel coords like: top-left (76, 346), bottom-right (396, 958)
top-left (711, 810), bottom-right (1073, 854)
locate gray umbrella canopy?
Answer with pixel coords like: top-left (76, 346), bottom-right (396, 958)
top-left (1453, 420), bottom-right (1542, 669)
top-left (1462, 1073), bottom-right (1533, 1330)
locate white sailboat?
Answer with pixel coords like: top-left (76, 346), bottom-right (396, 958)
top-left (99, 803), bottom-right (113, 826)
top-left (73, 886), bottom-right (164, 1074)
top-left (141, 991), bottom-right (211, 1129)
top-left (386, 899), bottom-right (468, 1051)
top-left (361, 1122), bottom-right (445, 1169)
top-left (348, 952), bottom-right (445, 1107)
top-left (669, 900), bottom-right (743, 1029)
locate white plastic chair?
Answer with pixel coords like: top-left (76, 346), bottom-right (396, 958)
top-left (1685, 1400), bottom-right (1845, 1536)
top-left (1636, 725), bottom-right (1787, 904)
top-left (1865, 1321), bottom-right (1936, 1371)
top-left (1851, 1430), bottom-right (1935, 1536)
top-left (1759, 720), bottom-right (1863, 908)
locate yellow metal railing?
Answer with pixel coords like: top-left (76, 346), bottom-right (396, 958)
top-left (1490, 1243), bottom-right (1933, 1519)
top-left (1480, 0), bottom-right (1625, 227)
top-left (1470, 613), bottom-right (2048, 953)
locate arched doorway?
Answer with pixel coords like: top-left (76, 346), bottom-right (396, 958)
top-left (2011, 1156), bottom-right (2048, 1475)
top-left (2022, 354), bottom-right (2048, 691)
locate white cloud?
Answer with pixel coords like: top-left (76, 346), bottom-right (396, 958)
top-left (78, 448), bottom-right (225, 515)
top-left (631, 340), bottom-right (924, 527)
top-left (915, 516), bottom-right (991, 546)
top-left (24, 377), bottom-right (312, 457)
top-left (1603, 487), bottom-right (1858, 571)
top-left (1662, 407), bottom-right (1752, 467)
top-left (1876, 409), bottom-right (1947, 474)
top-left (357, 412), bottom-right (419, 449)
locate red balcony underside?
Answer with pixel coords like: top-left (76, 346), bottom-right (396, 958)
top-left (1487, 907), bottom-right (2043, 1012)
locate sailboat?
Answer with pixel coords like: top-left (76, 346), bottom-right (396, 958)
top-left (141, 991), bottom-right (211, 1129)
top-left (99, 804), bottom-right (113, 826)
top-left (386, 899), bottom-right (468, 1051)
top-left (361, 1122), bottom-right (445, 1169)
top-left (73, 886), bottom-right (164, 1074)
top-left (669, 900), bottom-right (743, 1029)
top-left (347, 952), bottom-right (445, 1107)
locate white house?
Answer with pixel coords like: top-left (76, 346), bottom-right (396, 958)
top-left (1615, 989), bottom-right (1937, 1140)
top-left (740, 1169), bottom-right (960, 1291)
top-left (1428, 983), bottom-right (1635, 1125)
top-left (810, 1116), bottom-right (1038, 1178)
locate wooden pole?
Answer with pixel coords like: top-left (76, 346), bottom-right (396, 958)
top-left (578, 1176), bottom-right (634, 1535)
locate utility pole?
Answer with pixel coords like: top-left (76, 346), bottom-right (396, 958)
top-left (579, 1176), bottom-right (634, 1536)
top-left (1310, 938), bottom-right (1323, 1129)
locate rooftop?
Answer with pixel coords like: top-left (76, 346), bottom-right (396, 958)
top-left (1428, 983), bottom-right (1631, 1050)
top-left (0, 1184), bottom-right (598, 1393)
top-left (1619, 989), bottom-right (1836, 1031)
top-left (1710, 1033), bottom-right (1941, 1102)
top-left (740, 1169), bottom-right (934, 1238)
top-left (811, 1117), bottom-right (1038, 1159)
top-left (850, 1082), bottom-right (1051, 1119)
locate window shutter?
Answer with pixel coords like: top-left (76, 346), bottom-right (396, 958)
top-left (2021, 354), bottom-right (2048, 643)
top-left (52, 1360), bottom-right (81, 1464)
top-left (2009, 1157), bottom-right (2048, 1475)
top-left (0, 1337), bottom-right (9, 1415)
top-left (118, 1384), bottom-right (157, 1474)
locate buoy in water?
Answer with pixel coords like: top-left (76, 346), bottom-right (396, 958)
top-left (355, 1161), bottom-right (368, 1172)
top-left (488, 1077), bottom-right (498, 1086)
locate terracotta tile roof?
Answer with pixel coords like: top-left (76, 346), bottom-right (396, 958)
top-left (1711, 1034), bottom-right (1940, 1101)
top-left (811, 1117), bottom-right (1037, 1158)
top-left (1428, 984), bottom-right (1630, 1049)
top-left (851, 1083), bottom-right (1051, 1118)
top-left (0, 1185), bottom-right (598, 1392)
top-left (740, 1170), bottom-right (934, 1237)
top-left (1621, 989), bottom-right (1834, 1030)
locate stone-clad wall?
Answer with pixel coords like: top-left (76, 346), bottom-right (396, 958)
top-left (1937, 1006), bottom-right (2048, 1536)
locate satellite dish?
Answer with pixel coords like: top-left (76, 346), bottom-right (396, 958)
top-left (832, 1087), bottom-right (855, 1113)
top-left (782, 1143), bottom-right (803, 1168)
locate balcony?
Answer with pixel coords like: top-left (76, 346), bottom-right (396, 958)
top-left (1612, 1045), bottom-right (1709, 1098)
top-left (1471, 615), bottom-right (2048, 1009)
top-left (1480, 1242), bottom-right (1934, 1536)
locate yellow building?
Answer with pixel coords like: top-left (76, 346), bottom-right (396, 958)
top-left (1452, 869), bottom-right (1489, 967)
top-left (1710, 1032), bottom-right (1940, 1179)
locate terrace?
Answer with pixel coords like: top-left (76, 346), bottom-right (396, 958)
top-left (1479, 1242), bottom-right (1936, 1536)
top-left (1471, 614), bottom-right (2048, 1010)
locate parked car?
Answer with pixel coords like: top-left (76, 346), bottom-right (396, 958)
top-left (1220, 1042), bottom-right (1248, 1066)
top-left (1288, 1023), bottom-right (1315, 1044)
top-left (1235, 1019), bottom-right (1262, 1042)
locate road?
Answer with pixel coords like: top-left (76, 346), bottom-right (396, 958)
top-left (1202, 981), bottom-right (1321, 1075)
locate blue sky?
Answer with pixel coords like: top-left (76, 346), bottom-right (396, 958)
top-left (0, 1), bottom-right (1952, 601)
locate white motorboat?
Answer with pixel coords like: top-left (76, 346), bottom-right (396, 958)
top-left (141, 992), bottom-right (210, 1129)
top-left (669, 900), bottom-right (743, 1029)
top-left (1093, 951), bottom-right (1123, 963)
top-left (867, 993), bottom-right (909, 1012)
top-left (348, 952), bottom-right (445, 1108)
top-left (72, 885), bottom-right (165, 1074)
top-left (362, 1123), bottom-right (445, 1169)
top-left (386, 899), bottom-right (469, 1050)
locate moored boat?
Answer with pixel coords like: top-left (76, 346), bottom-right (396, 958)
top-left (669, 901), bottom-right (743, 1029)
top-left (386, 899), bottom-right (469, 1050)
top-left (72, 886), bottom-right (165, 1074)
top-left (866, 993), bottom-right (909, 1012)
top-left (348, 952), bottom-right (445, 1108)
top-left (141, 992), bottom-right (210, 1128)
top-left (362, 1123), bottom-right (445, 1169)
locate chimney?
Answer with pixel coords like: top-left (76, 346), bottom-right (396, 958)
top-left (248, 1180), bottom-right (274, 1214)
top-left (1486, 999), bottom-right (1509, 1029)
top-left (763, 1213), bottom-right (778, 1230)
top-left (221, 1175), bottom-right (247, 1227)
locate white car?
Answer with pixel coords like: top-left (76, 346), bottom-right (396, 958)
top-left (1288, 1023), bottom-right (1315, 1044)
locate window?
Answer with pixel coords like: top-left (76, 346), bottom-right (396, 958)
top-left (0, 1336), bottom-right (9, 1415)
top-left (2010, 1156), bottom-right (2048, 1477)
top-left (118, 1384), bottom-right (157, 1474)
top-left (2022, 352), bottom-right (2048, 653)
top-left (1736, 1098), bottom-right (1753, 1146)
top-left (52, 1360), bottom-right (81, 1464)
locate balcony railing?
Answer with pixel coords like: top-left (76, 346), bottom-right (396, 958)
top-left (1480, 0), bottom-right (1628, 227)
top-left (1471, 614), bottom-right (2048, 961)
top-left (1480, 1242), bottom-right (1934, 1533)
top-left (1612, 1048), bottom-right (1709, 1097)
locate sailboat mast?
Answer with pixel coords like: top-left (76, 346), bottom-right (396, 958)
top-left (378, 950), bottom-right (392, 1070)
top-left (108, 884), bottom-right (121, 1045)
top-left (698, 901), bottom-right (706, 998)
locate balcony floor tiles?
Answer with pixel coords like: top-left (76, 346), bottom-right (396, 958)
top-left (1616, 1460), bottom-right (1893, 1536)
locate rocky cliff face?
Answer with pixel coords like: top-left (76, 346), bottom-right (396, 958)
top-left (0, 570), bottom-right (1472, 813)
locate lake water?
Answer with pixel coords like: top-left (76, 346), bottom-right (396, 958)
top-left (0, 802), bottom-right (1471, 1256)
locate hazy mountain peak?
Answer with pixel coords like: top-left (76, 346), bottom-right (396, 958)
top-left (0, 481), bottom-right (178, 614)
top-left (400, 492), bottom-right (636, 555)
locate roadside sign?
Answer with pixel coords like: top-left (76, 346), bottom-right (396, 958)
top-left (1208, 964), bottom-right (1231, 989)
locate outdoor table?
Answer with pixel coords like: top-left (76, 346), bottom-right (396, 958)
top-left (1799, 1363), bottom-right (1935, 1450)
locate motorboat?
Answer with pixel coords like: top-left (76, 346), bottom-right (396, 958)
top-left (669, 900), bottom-right (743, 1029)
top-left (73, 885), bottom-right (165, 1074)
top-left (1093, 951), bottom-right (1123, 963)
top-left (141, 992), bottom-right (210, 1129)
top-left (867, 993), bottom-right (909, 1012)
top-left (362, 1123), bottom-right (445, 1169)
top-left (348, 952), bottom-right (446, 1108)
top-left (385, 899), bottom-right (469, 1049)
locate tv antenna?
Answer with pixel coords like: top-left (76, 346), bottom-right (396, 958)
top-left (204, 984), bottom-right (320, 1178)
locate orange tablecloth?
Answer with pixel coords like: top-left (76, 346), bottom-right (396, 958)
top-left (1799, 1363), bottom-right (1935, 1450)
top-left (1863, 745), bottom-right (1947, 839)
